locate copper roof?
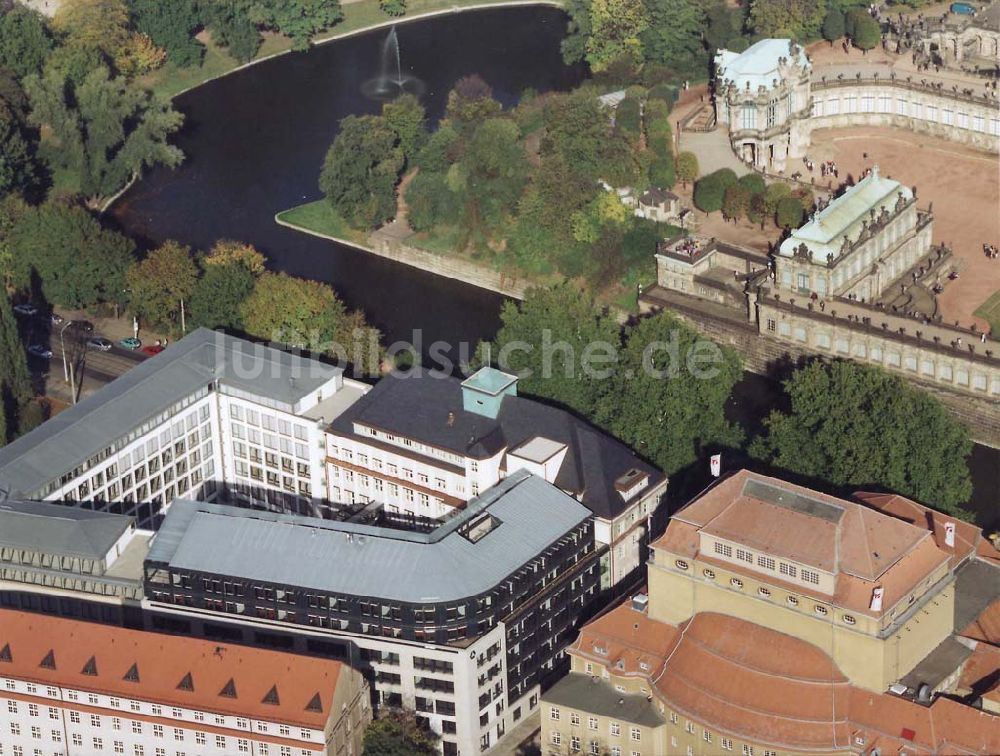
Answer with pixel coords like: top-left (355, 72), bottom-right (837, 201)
top-left (0, 610), bottom-right (343, 728)
top-left (568, 604), bottom-right (1000, 753)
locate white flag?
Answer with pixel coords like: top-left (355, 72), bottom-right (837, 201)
top-left (944, 522), bottom-right (956, 548)
top-left (710, 454), bottom-right (721, 478)
top-left (870, 586), bottom-right (884, 612)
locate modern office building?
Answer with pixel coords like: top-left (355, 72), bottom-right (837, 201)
top-left (0, 608), bottom-right (370, 756)
top-left (142, 470), bottom-right (602, 756)
top-left (0, 329), bottom-right (370, 529)
top-left (326, 367), bottom-right (667, 588)
top-left (542, 470), bottom-right (1000, 756)
top-left (0, 501), bottom-right (148, 626)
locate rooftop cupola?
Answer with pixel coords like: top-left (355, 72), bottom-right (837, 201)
top-left (461, 367), bottom-right (518, 419)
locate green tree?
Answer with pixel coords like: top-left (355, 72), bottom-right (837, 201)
top-left (383, 94), bottom-right (427, 166)
top-left (205, 0), bottom-right (261, 62)
top-left (0, 6), bottom-right (53, 79)
top-left (363, 710), bottom-right (438, 756)
top-left (444, 75), bottom-right (502, 136)
top-left (26, 66), bottom-right (184, 206)
top-left (455, 117), bottom-right (526, 237)
top-left (41, 40), bottom-right (105, 87)
top-left (319, 114), bottom-right (402, 229)
top-left (241, 271), bottom-right (370, 356)
top-left (258, 0), bottom-right (343, 52)
top-left (850, 10), bottom-right (880, 51)
top-left (776, 195), bottom-right (804, 228)
top-left (189, 260), bottom-right (256, 331)
top-left (704, 0), bottom-right (743, 50)
top-left (126, 240), bottom-right (199, 330)
top-left (0, 289), bottom-right (30, 444)
top-left (641, 0), bottom-right (706, 73)
top-left (8, 202), bottom-right (134, 308)
top-left (748, 0), bottom-right (826, 39)
top-left (645, 98), bottom-right (675, 189)
top-left (762, 181), bottom-right (792, 217)
top-left (561, 0), bottom-right (593, 66)
top-left (414, 123), bottom-right (459, 173)
top-left (750, 361), bottom-right (973, 515)
top-left (722, 183), bottom-right (751, 222)
top-left (53, 0), bottom-right (131, 66)
top-left (0, 100), bottom-right (40, 199)
top-left (490, 283), bottom-right (620, 417)
top-left (596, 310), bottom-right (743, 475)
top-left (202, 239), bottom-right (267, 275)
top-left (675, 151), bottom-right (699, 187)
top-left (737, 172), bottom-right (766, 197)
top-left (403, 170), bottom-right (457, 232)
top-left (585, 0), bottom-right (650, 71)
top-left (129, 0), bottom-right (204, 67)
top-left (380, 0), bottom-right (406, 15)
top-left (615, 96), bottom-right (641, 138)
top-left (822, 6), bottom-right (845, 42)
top-left (693, 169), bottom-right (736, 213)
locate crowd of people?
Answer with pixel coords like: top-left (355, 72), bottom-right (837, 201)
top-left (985, 242), bottom-right (998, 259)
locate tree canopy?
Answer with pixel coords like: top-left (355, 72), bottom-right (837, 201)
top-left (26, 66), bottom-right (184, 205)
top-left (126, 240), bottom-right (199, 330)
top-left (363, 710), bottom-right (438, 756)
top-left (0, 6), bottom-right (53, 78)
top-left (0, 289), bottom-right (31, 445)
top-left (751, 361), bottom-right (973, 516)
top-left (8, 202), bottom-right (134, 308)
top-left (319, 114), bottom-right (403, 229)
top-left (490, 283), bottom-right (621, 417)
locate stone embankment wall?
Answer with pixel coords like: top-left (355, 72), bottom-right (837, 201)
top-left (274, 216), bottom-right (528, 300)
top-left (643, 292), bottom-right (1000, 449)
top-left (368, 237), bottom-right (527, 299)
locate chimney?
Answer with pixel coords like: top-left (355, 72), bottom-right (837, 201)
top-left (446, 411), bottom-right (455, 427)
top-left (631, 594), bottom-right (649, 613)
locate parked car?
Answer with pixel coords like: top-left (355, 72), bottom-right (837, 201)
top-left (140, 344), bottom-right (165, 356)
top-left (27, 344), bottom-right (53, 359)
top-left (71, 320), bottom-right (94, 333)
top-left (12, 304), bottom-right (38, 317)
top-left (50, 313), bottom-right (65, 326)
top-left (87, 337), bottom-right (113, 352)
top-left (119, 337), bottom-right (141, 350)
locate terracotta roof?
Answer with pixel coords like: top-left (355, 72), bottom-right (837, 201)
top-left (958, 642), bottom-right (1000, 705)
top-left (655, 471), bottom-right (952, 617)
top-left (567, 606), bottom-right (1000, 753)
top-left (963, 598), bottom-right (1000, 646)
top-left (0, 610), bottom-right (342, 728)
top-left (570, 598), bottom-right (682, 678)
top-left (854, 491), bottom-right (990, 569)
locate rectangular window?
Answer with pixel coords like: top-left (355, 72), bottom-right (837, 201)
top-left (735, 548), bottom-right (753, 564)
top-left (756, 555), bottom-right (775, 571)
top-left (714, 542), bottom-right (732, 558)
top-left (801, 570), bottom-right (820, 585)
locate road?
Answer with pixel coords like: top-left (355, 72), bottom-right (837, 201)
top-left (20, 318), bottom-right (151, 404)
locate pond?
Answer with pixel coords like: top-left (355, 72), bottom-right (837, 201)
top-left (112, 6), bottom-right (584, 350)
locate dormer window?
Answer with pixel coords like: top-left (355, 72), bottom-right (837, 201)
top-left (592, 644), bottom-right (607, 656)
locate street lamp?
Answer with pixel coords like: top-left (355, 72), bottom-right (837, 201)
top-left (59, 320), bottom-right (74, 383)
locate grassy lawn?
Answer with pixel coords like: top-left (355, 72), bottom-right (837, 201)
top-left (276, 200), bottom-right (369, 245)
top-left (974, 290), bottom-right (1000, 337)
top-left (142, 0), bottom-right (563, 101)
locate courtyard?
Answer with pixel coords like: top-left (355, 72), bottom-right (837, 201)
top-left (806, 125), bottom-right (1000, 332)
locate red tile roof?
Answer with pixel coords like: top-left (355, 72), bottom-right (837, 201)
top-left (0, 610), bottom-right (343, 729)
top-left (569, 604), bottom-right (1000, 754)
top-left (963, 598), bottom-right (1000, 647)
top-left (653, 471), bottom-right (953, 617)
top-left (958, 642), bottom-right (1000, 705)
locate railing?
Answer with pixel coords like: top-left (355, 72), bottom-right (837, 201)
top-left (812, 72), bottom-right (997, 106)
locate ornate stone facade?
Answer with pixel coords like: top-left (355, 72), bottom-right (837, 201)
top-left (640, 175), bottom-right (1000, 416)
top-left (714, 39), bottom-right (813, 172)
top-left (810, 76), bottom-right (1000, 153)
top-left (916, 2), bottom-right (1000, 68)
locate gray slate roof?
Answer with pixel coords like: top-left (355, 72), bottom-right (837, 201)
top-left (543, 673), bottom-right (665, 727)
top-left (0, 329), bottom-right (340, 498)
top-left (0, 500), bottom-right (132, 560)
top-left (147, 470), bottom-right (591, 603)
top-left (329, 370), bottom-right (665, 520)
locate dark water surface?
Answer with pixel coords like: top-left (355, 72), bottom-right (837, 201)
top-left (113, 6), bottom-right (584, 348)
top-left (112, 6), bottom-right (997, 528)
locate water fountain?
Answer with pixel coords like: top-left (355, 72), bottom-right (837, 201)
top-left (362, 26), bottom-right (425, 100)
